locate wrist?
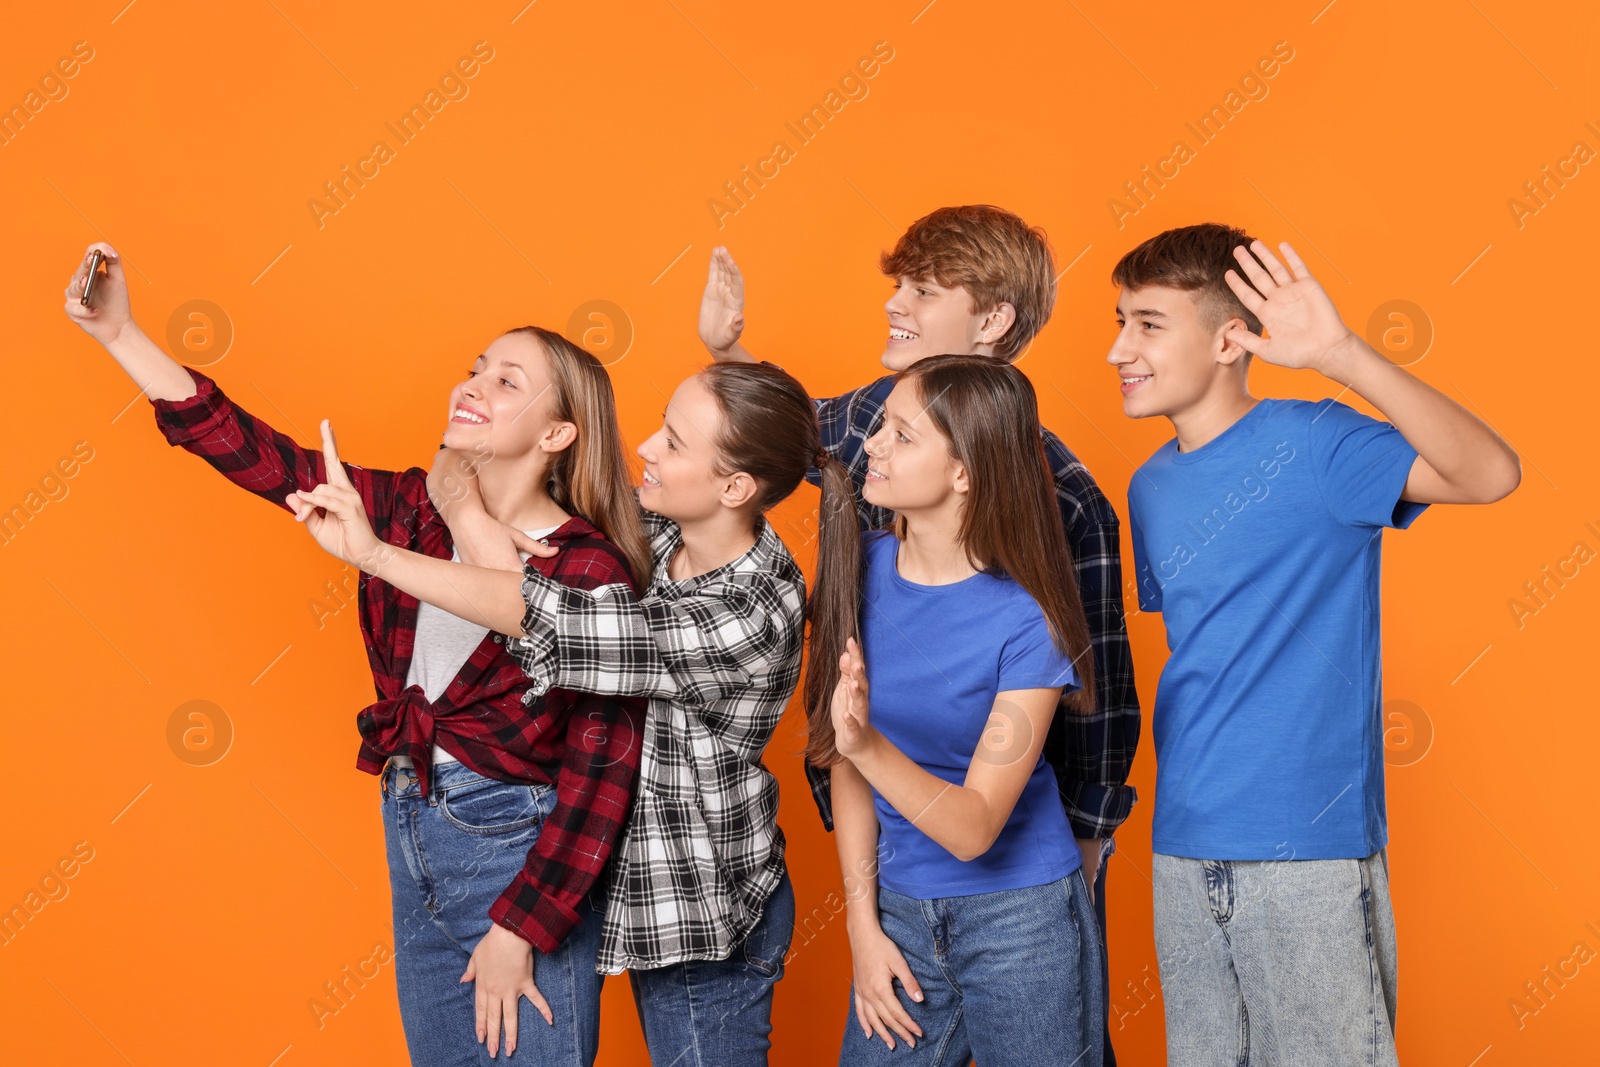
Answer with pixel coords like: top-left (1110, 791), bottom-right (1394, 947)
top-left (1316, 328), bottom-right (1368, 383)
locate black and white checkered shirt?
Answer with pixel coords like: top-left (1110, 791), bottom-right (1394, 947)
top-left (509, 510), bottom-right (806, 974)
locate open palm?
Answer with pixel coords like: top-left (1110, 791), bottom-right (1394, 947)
top-left (1222, 240), bottom-right (1358, 372)
top-left (698, 246), bottom-right (746, 354)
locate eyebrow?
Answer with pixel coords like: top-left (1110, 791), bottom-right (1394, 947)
top-left (663, 417), bottom-right (686, 446)
top-left (1119, 307), bottom-right (1169, 319)
top-left (472, 354), bottom-right (525, 374)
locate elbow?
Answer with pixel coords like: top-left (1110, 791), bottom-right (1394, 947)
top-left (1493, 454), bottom-right (1523, 502)
top-left (948, 827), bottom-right (1002, 865)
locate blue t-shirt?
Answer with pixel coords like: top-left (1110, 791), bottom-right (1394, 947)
top-left (858, 531), bottom-right (1082, 898)
top-left (1128, 399), bottom-right (1427, 861)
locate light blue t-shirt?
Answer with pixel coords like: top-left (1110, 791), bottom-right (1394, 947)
top-left (858, 531), bottom-right (1082, 899)
top-left (1129, 398), bottom-right (1427, 861)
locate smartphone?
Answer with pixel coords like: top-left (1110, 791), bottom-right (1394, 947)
top-left (80, 249), bottom-right (104, 307)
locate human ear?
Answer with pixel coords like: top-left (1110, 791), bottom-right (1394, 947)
top-left (1216, 315), bottom-right (1253, 366)
top-left (720, 470), bottom-right (760, 510)
top-left (978, 302), bottom-right (1017, 345)
top-left (542, 421), bottom-right (578, 453)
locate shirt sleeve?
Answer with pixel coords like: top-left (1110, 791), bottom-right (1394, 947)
top-left (509, 568), bottom-right (789, 707)
top-left (488, 689), bottom-right (644, 953)
top-left (149, 367), bottom-right (411, 537)
top-left (1128, 490), bottom-right (1162, 613)
top-left (1307, 400), bottom-right (1429, 530)
top-left (998, 606), bottom-right (1079, 693)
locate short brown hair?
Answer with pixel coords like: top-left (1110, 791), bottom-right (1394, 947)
top-left (1110, 222), bottom-right (1265, 339)
top-left (880, 205), bottom-right (1056, 362)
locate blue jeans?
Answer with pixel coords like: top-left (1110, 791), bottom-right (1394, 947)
top-left (626, 868), bottom-right (795, 1067)
top-left (382, 760), bottom-right (607, 1066)
top-left (1152, 849), bottom-right (1398, 1067)
top-left (839, 869), bottom-right (1105, 1067)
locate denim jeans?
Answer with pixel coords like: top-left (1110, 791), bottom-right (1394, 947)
top-left (838, 869), bottom-right (1105, 1067)
top-left (1152, 849), bottom-right (1398, 1067)
top-left (625, 867), bottom-right (795, 1067)
top-left (382, 760), bottom-right (608, 1066)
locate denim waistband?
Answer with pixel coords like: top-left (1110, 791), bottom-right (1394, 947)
top-left (382, 757), bottom-right (543, 800)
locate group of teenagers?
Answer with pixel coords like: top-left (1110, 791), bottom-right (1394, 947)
top-left (66, 205), bottom-right (1519, 1067)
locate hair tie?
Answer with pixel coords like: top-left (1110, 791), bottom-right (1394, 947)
top-left (814, 448), bottom-right (830, 469)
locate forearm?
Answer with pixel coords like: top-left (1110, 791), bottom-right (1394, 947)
top-left (364, 545), bottom-right (528, 635)
top-left (833, 761), bottom-right (884, 934)
top-left (1326, 339), bottom-right (1519, 498)
top-left (103, 323), bottom-right (199, 402)
top-left (708, 340), bottom-right (757, 363)
top-left (848, 729), bottom-right (994, 863)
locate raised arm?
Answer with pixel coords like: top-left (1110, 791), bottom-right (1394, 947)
top-left (64, 242), bottom-right (408, 526)
top-left (1223, 240), bottom-right (1521, 505)
top-left (64, 242), bottom-right (198, 402)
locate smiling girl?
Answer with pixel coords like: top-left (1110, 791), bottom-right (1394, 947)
top-left (805, 355), bottom-right (1105, 1065)
top-left (64, 242), bottom-right (649, 1065)
top-left (287, 358), bottom-right (850, 1066)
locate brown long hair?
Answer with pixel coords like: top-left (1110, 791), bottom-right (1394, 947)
top-left (504, 326), bottom-right (652, 587)
top-left (804, 355), bottom-right (1096, 770)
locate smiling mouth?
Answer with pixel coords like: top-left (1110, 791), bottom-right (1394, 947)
top-left (888, 327), bottom-right (918, 342)
top-left (452, 406), bottom-right (488, 424)
top-left (866, 465), bottom-right (887, 481)
top-left (1120, 375), bottom-right (1152, 390)
top-left (641, 470), bottom-right (661, 488)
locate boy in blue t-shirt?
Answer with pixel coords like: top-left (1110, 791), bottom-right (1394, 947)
top-left (1109, 223), bottom-right (1520, 1066)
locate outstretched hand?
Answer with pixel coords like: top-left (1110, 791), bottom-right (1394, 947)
top-left (62, 242), bottom-right (133, 345)
top-left (698, 246), bottom-right (746, 356)
top-left (287, 421), bottom-right (387, 572)
top-left (1222, 240), bottom-right (1362, 376)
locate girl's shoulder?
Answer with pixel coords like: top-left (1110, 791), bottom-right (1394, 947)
top-left (545, 516), bottom-right (640, 593)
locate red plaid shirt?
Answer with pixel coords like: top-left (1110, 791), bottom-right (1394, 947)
top-left (151, 369), bottom-right (645, 954)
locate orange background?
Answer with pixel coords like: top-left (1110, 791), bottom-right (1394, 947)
top-left (3, 2), bottom-right (1597, 1064)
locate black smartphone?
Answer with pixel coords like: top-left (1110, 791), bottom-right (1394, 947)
top-left (80, 249), bottom-right (104, 307)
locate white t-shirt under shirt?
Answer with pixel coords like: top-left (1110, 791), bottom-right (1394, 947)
top-left (396, 524), bottom-right (558, 769)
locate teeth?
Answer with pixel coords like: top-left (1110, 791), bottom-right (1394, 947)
top-left (454, 408), bottom-right (486, 423)
top-left (1123, 376), bottom-right (1150, 383)
top-left (642, 471), bottom-right (661, 486)
top-left (889, 328), bottom-right (917, 341)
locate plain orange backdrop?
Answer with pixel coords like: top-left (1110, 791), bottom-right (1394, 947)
top-left (3, 2), bottom-right (1597, 1064)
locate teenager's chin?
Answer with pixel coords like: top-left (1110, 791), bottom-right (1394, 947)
top-left (879, 346), bottom-right (919, 373)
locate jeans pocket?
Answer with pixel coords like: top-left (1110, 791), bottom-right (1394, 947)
top-left (439, 777), bottom-right (554, 836)
top-left (740, 873), bottom-right (794, 979)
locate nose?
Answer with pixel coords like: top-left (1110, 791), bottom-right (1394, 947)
top-left (1106, 327), bottom-right (1137, 366)
top-left (884, 284), bottom-right (910, 318)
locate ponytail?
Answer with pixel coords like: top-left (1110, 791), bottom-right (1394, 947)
top-left (803, 450), bottom-right (862, 769)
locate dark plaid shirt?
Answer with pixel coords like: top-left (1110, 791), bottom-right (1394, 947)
top-left (151, 369), bottom-right (645, 954)
top-left (804, 374), bottom-right (1142, 839)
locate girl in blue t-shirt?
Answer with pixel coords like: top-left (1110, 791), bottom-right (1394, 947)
top-left (805, 355), bottom-right (1105, 1065)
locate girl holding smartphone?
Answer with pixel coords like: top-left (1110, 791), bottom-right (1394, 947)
top-left (285, 356), bottom-right (850, 1066)
top-left (64, 242), bottom-right (648, 1065)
